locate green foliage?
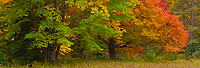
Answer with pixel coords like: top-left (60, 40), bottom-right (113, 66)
top-left (0, 0), bottom-right (52, 64)
top-left (92, 51), bottom-right (109, 59)
top-left (187, 43), bottom-right (200, 58)
top-left (161, 53), bottom-right (178, 60)
top-left (184, 34), bottom-right (200, 59)
top-left (141, 47), bottom-right (157, 62)
top-left (141, 46), bottom-right (181, 62)
top-left (108, 0), bottom-right (139, 14)
top-left (107, 0), bottom-right (139, 21)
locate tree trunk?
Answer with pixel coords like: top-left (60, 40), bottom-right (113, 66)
top-left (186, 0), bottom-right (194, 55)
top-left (108, 38), bottom-right (116, 59)
top-left (46, 41), bottom-right (59, 63)
top-left (46, 44), bottom-right (56, 63)
top-left (190, 0), bottom-right (194, 41)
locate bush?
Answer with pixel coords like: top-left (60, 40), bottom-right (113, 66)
top-left (161, 53), bottom-right (178, 60)
top-left (186, 43), bottom-right (200, 59)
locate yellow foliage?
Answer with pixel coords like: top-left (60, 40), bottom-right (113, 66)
top-left (91, 7), bottom-right (99, 13)
top-left (60, 45), bottom-right (73, 55)
top-left (141, 29), bottom-right (160, 39)
top-left (135, 22), bottom-right (143, 25)
top-left (165, 0), bottom-right (175, 6)
top-left (88, 2), bottom-right (94, 5)
top-left (88, 1), bottom-right (109, 16)
top-left (91, 0), bottom-right (110, 4)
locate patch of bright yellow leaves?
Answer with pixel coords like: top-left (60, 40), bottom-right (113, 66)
top-left (60, 45), bottom-right (73, 55)
top-left (88, 1), bottom-right (109, 15)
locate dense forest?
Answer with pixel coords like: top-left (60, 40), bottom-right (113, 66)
top-left (0, 0), bottom-right (200, 67)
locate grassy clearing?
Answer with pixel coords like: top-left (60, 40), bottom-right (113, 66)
top-left (65, 59), bottom-right (200, 68)
top-left (1, 59), bottom-right (200, 68)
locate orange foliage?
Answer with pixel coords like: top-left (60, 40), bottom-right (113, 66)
top-left (0, 0), bottom-right (12, 3)
top-left (128, 0), bottom-right (189, 53)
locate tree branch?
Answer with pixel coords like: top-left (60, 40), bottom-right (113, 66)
top-left (61, 4), bottom-right (69, 18)
top-left (56, 0), bottom-right (60, 8)
top-left (118, 41), bottom-right (131, 48)
top-left (60, 2), bottom-right (66, 11)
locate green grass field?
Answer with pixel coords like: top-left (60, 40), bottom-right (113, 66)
top-left (1, 59), bottom-right (200, 68)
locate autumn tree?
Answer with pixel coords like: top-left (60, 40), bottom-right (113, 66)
top-left (120, 0), bottom-right (189, 59)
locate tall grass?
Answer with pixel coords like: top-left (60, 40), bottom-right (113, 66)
top-left (1, 58), bottom-right (200, 68)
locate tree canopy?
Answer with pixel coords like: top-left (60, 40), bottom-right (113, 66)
top-left (0, 0), bottom-right (190, 65)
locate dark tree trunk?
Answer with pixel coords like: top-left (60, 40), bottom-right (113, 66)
top-left (97, 35), bottom-right (130, 60)
top-left (46, 44), bottom-right (56, 63)
top-left (108, 38), bottom-right (116, 59)
top-left (46, 41), bottom-right (59, 63)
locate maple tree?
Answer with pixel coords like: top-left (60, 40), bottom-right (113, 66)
top-left (122, 0), bottom-right (189, 55)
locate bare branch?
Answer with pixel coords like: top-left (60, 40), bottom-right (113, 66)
top-left (60, 3), bottom-right (65, 11)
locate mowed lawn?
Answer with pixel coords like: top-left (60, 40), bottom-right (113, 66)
top-left (2, 59), bottom-right (200, 68)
